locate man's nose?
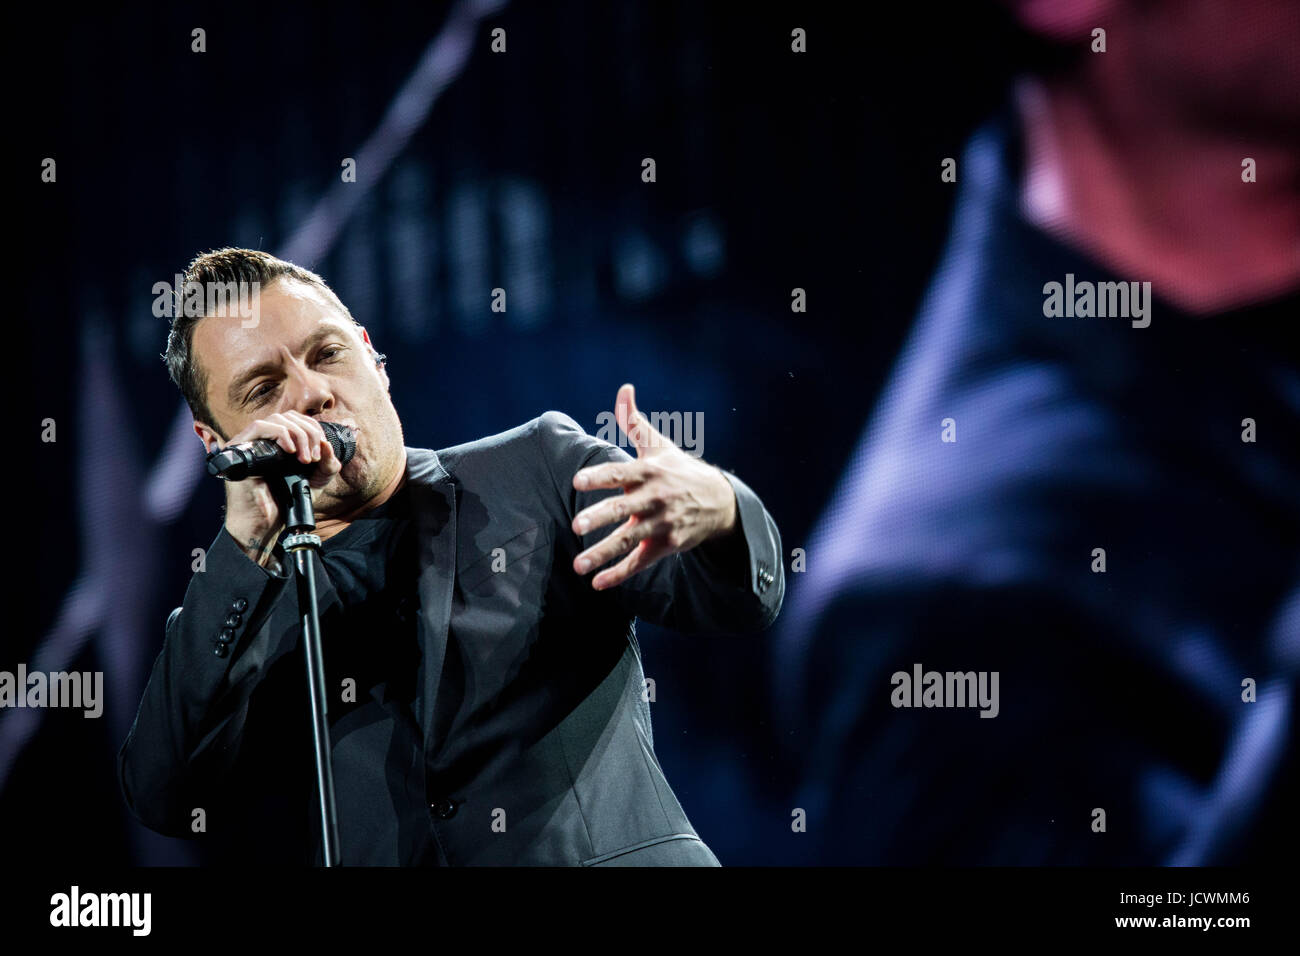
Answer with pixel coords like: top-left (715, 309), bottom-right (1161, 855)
top-left (285, 365), bottom-right (334, 417)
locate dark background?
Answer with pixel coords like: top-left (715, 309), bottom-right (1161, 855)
top-left (9, 1), bottom-right (1043, 864)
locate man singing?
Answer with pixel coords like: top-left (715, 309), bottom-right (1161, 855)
top-left (118, 247), bottom-right (784, 866)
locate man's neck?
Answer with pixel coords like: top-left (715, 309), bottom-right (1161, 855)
top-left (315, 448), bottom-right (409, 542)
top-left (1016, 76), bottom-right (1300, 315)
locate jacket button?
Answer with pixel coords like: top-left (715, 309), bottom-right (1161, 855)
top-left (217, 627), bottom-right (235, 644)
top-left (431, 798), bottom-right (457, 819)
top-left (232, 598), bottom-right (248, 612)
top-left (213, 643), bottom-right (229, 658)
top-left (225, 612), bottom-right (243, 628)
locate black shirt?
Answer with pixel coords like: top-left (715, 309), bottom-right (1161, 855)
top-left (317, 482), bottom-right (428, 732)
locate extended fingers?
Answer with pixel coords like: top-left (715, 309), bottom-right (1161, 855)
top-left (591, 536), bottom-right (675, 590)
top-left (572, 488), bottom-right (663, 536)
top-left (573, 514), bottom-right (669, 577)
top-left (573, 458), bottom-right (652, 491)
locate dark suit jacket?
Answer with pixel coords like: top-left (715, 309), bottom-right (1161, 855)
top-left (119, 411), bottom-right (783, 865)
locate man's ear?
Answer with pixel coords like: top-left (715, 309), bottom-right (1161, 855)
top-left (193, 420), bottom-right (224, 454)
top-left (359, 325), bottom-right (389, 377)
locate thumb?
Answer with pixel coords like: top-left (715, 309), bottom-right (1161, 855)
top-left (615, 383), bottom-right (651, 454)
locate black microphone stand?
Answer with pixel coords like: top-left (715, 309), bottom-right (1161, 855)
top-left (275, 471), bottom-right (342, 867)
top-left (207, 426), bottom-right (354, 866)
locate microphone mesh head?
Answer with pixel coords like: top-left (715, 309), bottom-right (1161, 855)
top-left (322, 422), bottom-right (357, 466)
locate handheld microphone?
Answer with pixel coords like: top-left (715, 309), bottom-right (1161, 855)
top-left (206, 422), bottom-right (357, 481)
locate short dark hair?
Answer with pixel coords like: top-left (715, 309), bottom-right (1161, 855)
top-left (161, 248), bottom-right (358, 440)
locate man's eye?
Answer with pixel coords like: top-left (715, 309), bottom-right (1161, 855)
top-left (250, 383), bottom-right (276, 404)
top-left (245, 349), bottom-right (345, 405)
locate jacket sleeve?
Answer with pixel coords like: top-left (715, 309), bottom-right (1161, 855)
top-left (117, 524), bottom-right (340, 838)
top-left (534, 409), bottom-right (784, 635)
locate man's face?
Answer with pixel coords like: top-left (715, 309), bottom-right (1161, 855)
top-left (1015, 0), bottom-right (1300, 129)
top-left (191, 276), bottom-right (405, 516)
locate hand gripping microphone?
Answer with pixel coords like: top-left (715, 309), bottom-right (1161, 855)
top-left (206, 421), bottom-right (357, 480)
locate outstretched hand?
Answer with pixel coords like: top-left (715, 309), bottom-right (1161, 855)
top-left (572, 383), bottom-right (737, 590)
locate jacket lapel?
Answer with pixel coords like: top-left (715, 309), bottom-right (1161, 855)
top-left (403, 446), bottom-right (457, 747)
